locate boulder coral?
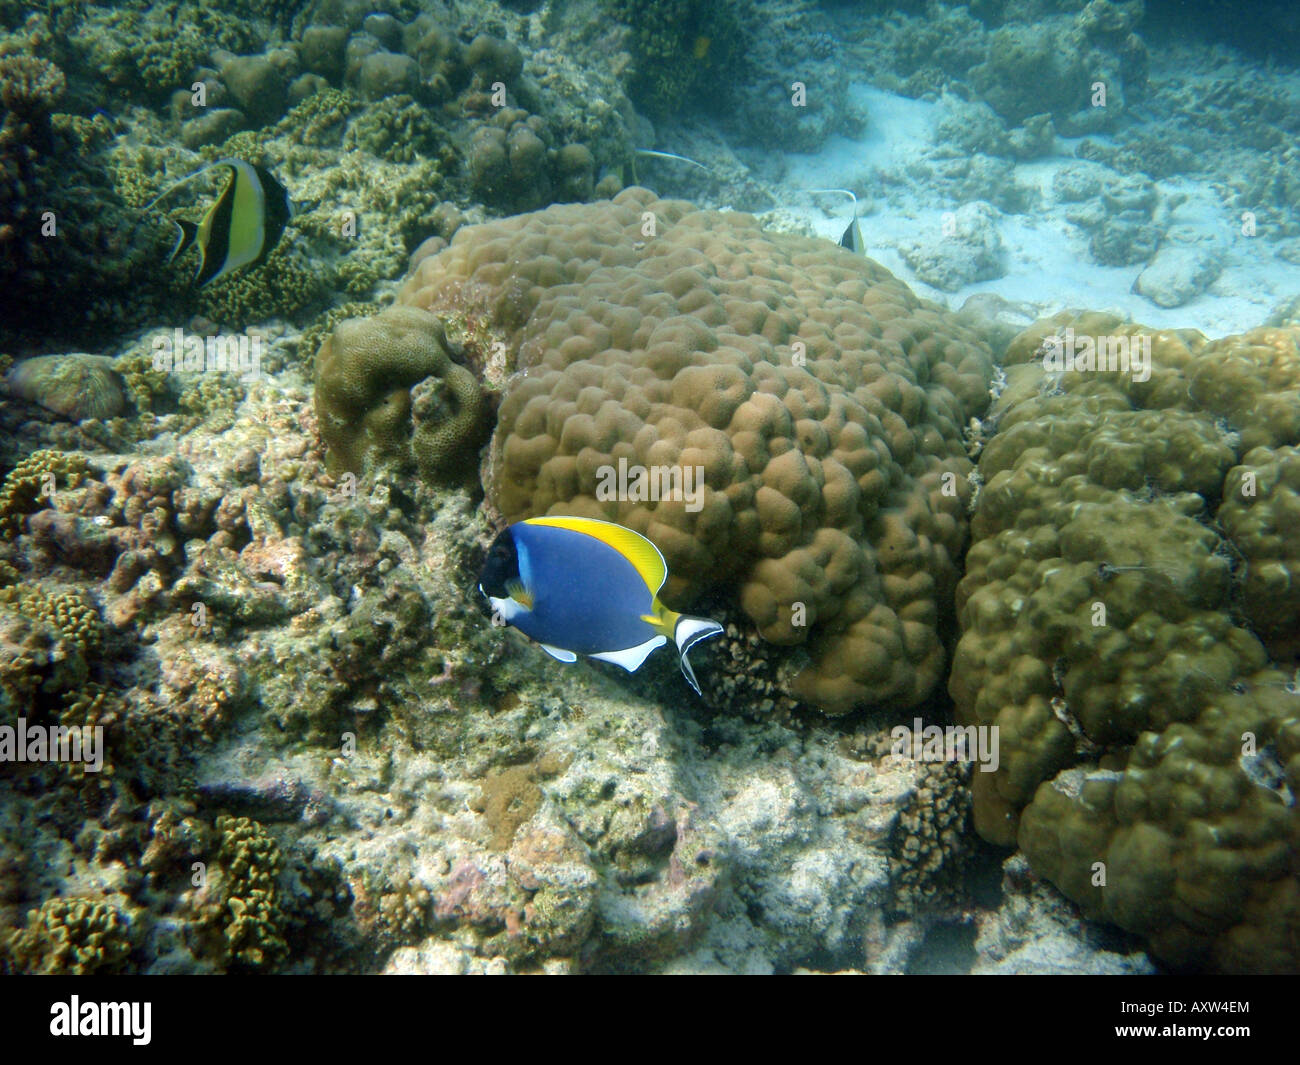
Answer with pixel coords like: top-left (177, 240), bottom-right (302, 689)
top-left (324, 187), bottom-right (995, 715)
top-left (314, 306), bottom-right (488, 483)
top-left (5, 354), bottom-right (129, 422)
top-left (950, 310), bottom-right (1300, 972)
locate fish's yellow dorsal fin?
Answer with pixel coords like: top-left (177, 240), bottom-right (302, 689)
top-left (525, 516), bottom-right (668, 594)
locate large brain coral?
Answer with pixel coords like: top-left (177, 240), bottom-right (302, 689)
top-left (315, 306), bottom-right (488, 483)
top-left (951, 310), bottom-right (1300, 972)
top-left (383, 187), bottom-right (994, 714)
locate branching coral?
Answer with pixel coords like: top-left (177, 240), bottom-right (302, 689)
top-left (5, 896), bottom-right (135, 974)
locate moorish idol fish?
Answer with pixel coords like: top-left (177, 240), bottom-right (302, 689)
top-left (479, 516), bottom-right (724, 695)
top-left (810, 187), bottom-right (863, 255)
top-left (143, 158), bottom-right (293, 287)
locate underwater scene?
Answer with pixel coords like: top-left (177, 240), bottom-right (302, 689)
top-left (0, 0), bottom-right (1297, 979)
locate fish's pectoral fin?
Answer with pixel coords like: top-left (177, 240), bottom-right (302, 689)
top-left (505, 578), bottom-right (534, 611)
top-left (539, 644), bottom-right (578, 664)
top-left (590, 635), bottom-right (667, 674)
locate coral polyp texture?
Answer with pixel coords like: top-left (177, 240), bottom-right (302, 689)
top-left (314, 306), bottom-right (488, 483)
top-left (323, 187), bottom-right (994, 715)
top-left (951, 310), bottom-right (1300, 973)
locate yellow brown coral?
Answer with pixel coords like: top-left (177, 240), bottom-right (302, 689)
top-left (5, 896), bottom-right (134, 974)
top-left (0, 449), bottom-right (87, 537)
top-left (0, 584), bottom-right (103, 714)
top-left (951, 310), bottom-right (1300, 972)
top-left (889, 759), bottom-right (973, 916)
top-left (0, 54), bottom-right (65, 115)
top-left (378, 187), bottom-right (994, 714)
top-left (210, 815), bottom-right (288, 969)
top-left (1218, 444), bottom-right (1300, 657)
top-left (11, 585), bottom-right (104, 652)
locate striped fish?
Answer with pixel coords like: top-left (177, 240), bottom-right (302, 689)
top-left (145, 158), bottom-right (293, 287)
top-left (810, 187), bottom-right (864, 255)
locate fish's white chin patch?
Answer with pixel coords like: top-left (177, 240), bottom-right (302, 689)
top-left (485, 593), bottom-right (526, 623)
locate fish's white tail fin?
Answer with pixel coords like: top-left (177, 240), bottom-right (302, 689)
top-left (673, 616), bottom-right (723, 696)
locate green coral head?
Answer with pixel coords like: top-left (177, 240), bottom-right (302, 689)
top-left (314, 306), bottom-right (488, 482)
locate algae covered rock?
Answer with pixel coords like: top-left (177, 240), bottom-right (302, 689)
top-left (1134, 242), bottom-right (1224, 309)
top-left (314, 305), bottom-right (488, 482)
top-left (969, 3), bottom-right (1146, 133)
top-left (899, 201), bottom-right (1006, 292)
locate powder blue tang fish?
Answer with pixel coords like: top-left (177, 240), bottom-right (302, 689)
top-left (479, 516), bottom-right (723, 694)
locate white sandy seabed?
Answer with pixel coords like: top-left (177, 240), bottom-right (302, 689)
top-left (774, 83), bottom-right (1300, 340)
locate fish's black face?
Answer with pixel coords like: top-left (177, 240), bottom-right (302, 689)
top-left (479, 528), bottom-right (519, 599)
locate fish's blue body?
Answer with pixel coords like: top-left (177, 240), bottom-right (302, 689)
top-left (510, 521), bottom-right (659, 655)
top-left (479, 516), bottom-right (723, 694)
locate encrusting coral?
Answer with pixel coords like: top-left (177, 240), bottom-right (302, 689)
top-left (950, 310), bottom-right (1300, 973)
top-left (323, 187), bottom-right (994, 715)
